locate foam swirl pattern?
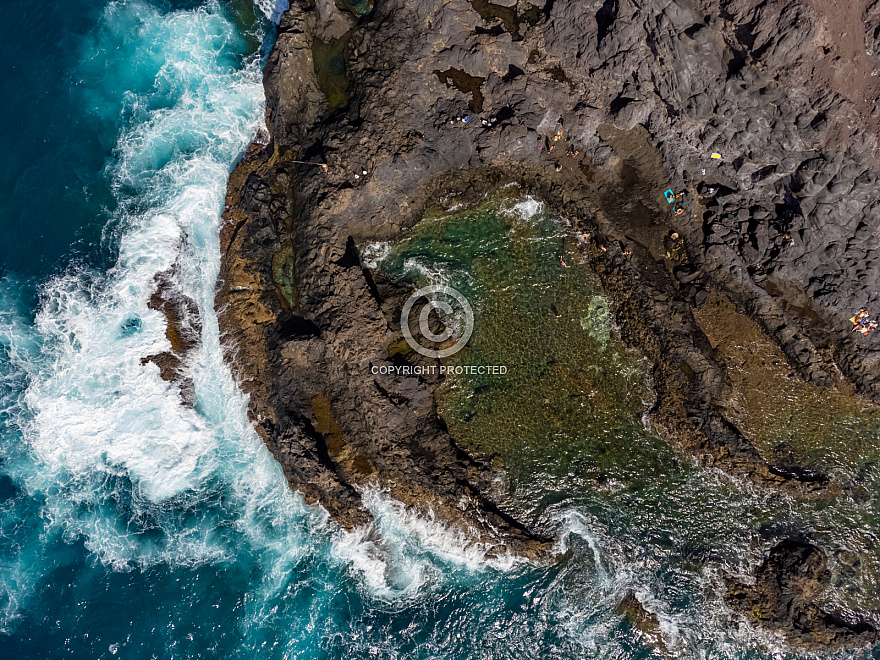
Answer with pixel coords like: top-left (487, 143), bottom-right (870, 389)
top-left (0, 1), bottom-right (875, 658)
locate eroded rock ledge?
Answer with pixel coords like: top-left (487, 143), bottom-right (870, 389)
top-left (726, 540), bottom-right (878, 649)
top-left (142, 268), bottom-right (202, 405)
top-left (216, 0), bottom-right (880, 642)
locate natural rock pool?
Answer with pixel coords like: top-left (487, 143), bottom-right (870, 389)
top-left (363, 189), bottom-right (880, 644)
top-left (8, 0), bottom-right (880, 656)
top-left (364, 191), bottom-right (655, 495)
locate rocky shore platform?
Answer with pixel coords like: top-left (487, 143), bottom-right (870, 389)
top-left (206, 0), bottom-right (880, 648)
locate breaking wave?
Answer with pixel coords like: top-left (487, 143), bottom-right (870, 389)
top-left (0, 1), bottom-right (874, 658)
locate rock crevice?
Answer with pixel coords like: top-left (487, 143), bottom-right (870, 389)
top-left (215, 0), bottom-right (880, 645)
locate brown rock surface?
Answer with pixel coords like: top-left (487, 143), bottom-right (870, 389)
top-left (726, 540), bottom-right (878, 649)
top-left (215, 0), bottom-right (880, 598)
top-left (141, 269), bottom-right (202, 404)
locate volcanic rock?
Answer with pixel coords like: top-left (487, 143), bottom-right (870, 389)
top-left (141, 269), bottom-right (202, 404)
top-left (726, 540), bottom-right (878, 649)
top-left (217, 0), bottom-right (880, 575)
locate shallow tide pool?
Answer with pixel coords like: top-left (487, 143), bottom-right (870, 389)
top-left (1, 1), bottom-right (879, 658)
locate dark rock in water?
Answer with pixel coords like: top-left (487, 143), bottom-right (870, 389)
top-left (141, 269), bottom-right (202, 405)
top-left (616, 591), bottom-right (667, 652)
top-left (726, 540), bottom-right (878, 649)
top-left (217, 0), bottom-right (880, 600)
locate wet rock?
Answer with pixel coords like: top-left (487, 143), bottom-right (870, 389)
top-left (616, 591), bottom-right (667, 652)
top-left (262, 7), bottom-right (328, 148)
top-left (217, 141), bottom-right (554, 555)
top-left (726, 540), bottom-right (878, 649)
top-left (141, 269), bottom-right (202, 404)
top-left (218, 0), bottom-right (880, 578)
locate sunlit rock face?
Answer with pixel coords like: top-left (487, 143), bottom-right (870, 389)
top-left (217, 0), bottom-right (880, 650)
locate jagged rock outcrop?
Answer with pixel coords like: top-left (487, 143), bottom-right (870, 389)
top-left (216, 0), bottom-right (880, 634)
top-left (727, 540), bottom-right (878, 649)
top-left (616, 591), bottom-right (667, 652)
top-left (142, 269), bottom-right (202, 404)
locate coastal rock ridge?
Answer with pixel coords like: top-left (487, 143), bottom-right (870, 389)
top-left (212, 0), bottom-right (880, 646)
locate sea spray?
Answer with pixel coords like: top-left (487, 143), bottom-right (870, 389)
top-left (20, 0), bottom-right (266, 511)
top-left (2, 1), bottom-right (879, 657)
top-left (0, 0), bottom-right (531, 640)
top-left (253, 0), bottom-right (290, 23)
top-left (0, 0), bottom-right (271, 614)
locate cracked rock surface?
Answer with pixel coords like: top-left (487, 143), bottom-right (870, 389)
top-left (216, 0), bottom-right (880, 644)
top-left (726, 539), bottom-right (878, 649)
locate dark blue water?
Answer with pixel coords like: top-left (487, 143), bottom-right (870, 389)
top-left (0, 1), bottom-right (876, 658)
top-left (0, 0), bottom-right (115, 277)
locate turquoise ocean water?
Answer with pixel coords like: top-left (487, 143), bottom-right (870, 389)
top-left (0, 1), bottom-right (877, 657)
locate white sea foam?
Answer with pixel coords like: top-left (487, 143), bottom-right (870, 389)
top-left (29, 21), bottom-right (259, 501)
top-left (500, 194), bottom-right (544, 221)
top-left (401, 257), bottom-right (454, 289)
top-left (329, 486), bottom-right (526, 602)
top-left (359, 241), bottom-right (391, 269)
top-left (362, 486), bottom-right (525, 572)
top-left (550, 501), bottom-right (820, 658)
top-left (0, 0), bottom-right (268, 576)
top-left (555, 509), bottom-right (610, 584)
top-left (254, 0), bottom-right (290, 22)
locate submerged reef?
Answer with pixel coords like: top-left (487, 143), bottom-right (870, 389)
top-left (211, 0), bottom-right (880, 648)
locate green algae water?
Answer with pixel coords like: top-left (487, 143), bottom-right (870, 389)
top-left (366, 192), bottom-right (754, 522)
top-left (368, 193), bottom-right (675, 498)
top-left (365, 189), bottom-right (880, 654)
top-left (4, 1), bottom-right (880, 657)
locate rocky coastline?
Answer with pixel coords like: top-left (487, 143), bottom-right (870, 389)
top-left (209, 0), bottom-right (880, 648)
